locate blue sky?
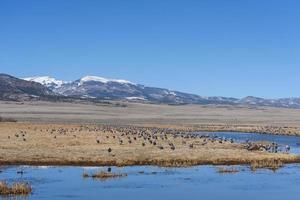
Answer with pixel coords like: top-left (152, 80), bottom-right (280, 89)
top-left (0, 0), bottom-right (300, 98)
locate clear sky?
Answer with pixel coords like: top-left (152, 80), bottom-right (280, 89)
top-left (1, 0), bottom-right (300, 98)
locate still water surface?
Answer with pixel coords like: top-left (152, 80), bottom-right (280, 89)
top-left (1, 165), bottom-right (300, 200)
top-left (1, 132), bottom-right (300, 200)
top-left (196, 131), bottom-right (300, 154)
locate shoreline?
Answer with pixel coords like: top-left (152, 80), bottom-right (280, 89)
top-left (133, 124), bottom-right (300, 137)
top-left (1, 156), bottom-right (300, 167)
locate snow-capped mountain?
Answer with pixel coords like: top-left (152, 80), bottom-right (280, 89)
top-left (55, 75), bottom-right (142, 99)
top-left (1, 73), bottom-right (299, 108)
top-left (23, 75), bottom-right (229, 104)
top-left (0, 74), bottom-right (53, 101)
top-left (23, 76), bottom-right (68, 90)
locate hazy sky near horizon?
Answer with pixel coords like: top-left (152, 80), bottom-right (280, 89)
top-left (1, 0), bottom-right (300, 98)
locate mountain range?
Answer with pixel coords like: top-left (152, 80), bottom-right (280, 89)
top-left (1, 73), bottom-right (300, 108)
top-left (22, 75), bottom-right (239, 105)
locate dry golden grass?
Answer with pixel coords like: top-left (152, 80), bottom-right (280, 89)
top-left (0, 181), bottom-right (32, 196)
top-left (250, 159), bottom-right (284, 171)
top-left (0, 123), bottom-right (299, 167)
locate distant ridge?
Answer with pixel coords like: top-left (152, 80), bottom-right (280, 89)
top-left (0, 73), bottom-right (299, 108)
top-left (0, 73), bottom-right (53, 101)
top-left (22, 75), bottom-right (238, 105)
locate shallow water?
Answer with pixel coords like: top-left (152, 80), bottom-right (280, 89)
top-left (196, 131), bottom-right (300, 154)
top-left (1, 165), bottom-right (300, 200)
top-left (1, 132), bottom-right (300, 200)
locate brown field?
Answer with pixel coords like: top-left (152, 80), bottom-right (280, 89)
top-left (1, 100), bottom-right (300, 167)
top-left (1, 100), bottom-right (300, 135)
top-left (0, 122), bottom-right (299, 167)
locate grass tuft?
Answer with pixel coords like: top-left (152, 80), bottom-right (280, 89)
top-left (217, 166), bottom-right (239, 174)
top-left (0, 181), bottom-right (32, 196)
top-left (250, 159), bottom-right (284, 171)
top-left (83, 171), bottom-right (127, 180)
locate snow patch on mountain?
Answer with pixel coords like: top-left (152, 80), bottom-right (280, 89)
top-left (126, 96), bottom-right (147, 101)
top-left (168, 91), bottom-right (177, 96)
top-left (23, 76), bottom-right (67, 88)
top-left (78, 76), bottom-right (134, 86)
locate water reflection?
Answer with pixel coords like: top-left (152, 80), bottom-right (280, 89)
top-left (1, 164), bottom-right (300, 200)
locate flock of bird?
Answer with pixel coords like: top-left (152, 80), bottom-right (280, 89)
top-left (245, 141), bottom-right (290, 153)
top-left (9, 125), bottom-right (291, 153)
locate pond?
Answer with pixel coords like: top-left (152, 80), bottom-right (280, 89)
top-left (1, 164), bottom-right (300, 200)
top-left (1, 131), bottom-right (300, 200)
top-left (196, 131), bottom-right (300, 154)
